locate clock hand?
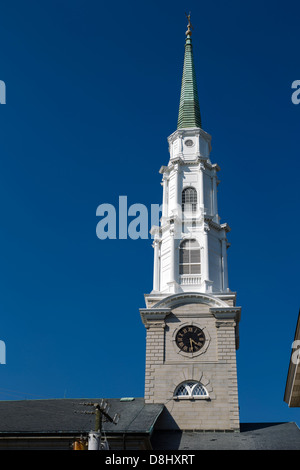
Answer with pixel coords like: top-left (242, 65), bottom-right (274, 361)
top-left (190, 338), bottom-right (201, 346)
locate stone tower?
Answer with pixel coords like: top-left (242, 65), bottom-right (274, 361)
top-left (140, 16), bottom-right (241, 432)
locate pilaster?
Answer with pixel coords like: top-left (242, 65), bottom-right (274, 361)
top-left (140, 309), bottom-right (169, 403)
top-left (213, 309), bottom-right (241, 431)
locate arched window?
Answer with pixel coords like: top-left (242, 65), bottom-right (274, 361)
top-left (179, 239), bottom-right (200, 275)
top-left (182, 187), bottom-right (197, 213)
top-left (174, 381), bottom-right (209, 399)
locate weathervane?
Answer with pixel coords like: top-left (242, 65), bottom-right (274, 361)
top-left (185, 11), bottom-right (193, 37)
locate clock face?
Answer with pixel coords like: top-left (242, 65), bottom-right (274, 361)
top-left (175, 325), bottom-right (205, 353)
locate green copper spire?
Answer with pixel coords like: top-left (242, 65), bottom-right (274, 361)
top-left (177, 14), bottom-right (202, 129)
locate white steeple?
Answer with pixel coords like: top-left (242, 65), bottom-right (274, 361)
top-left (151, 128), bottom-right (230, 295)
top-left (150, 20), bottom-right (231, 296)
top-left (140, 17), bottom-right (241, 433)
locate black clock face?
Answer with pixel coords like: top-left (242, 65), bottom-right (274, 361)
top-left (175, 325), bottom-right (205, 353)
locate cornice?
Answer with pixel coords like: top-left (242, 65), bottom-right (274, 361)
top-left (160, 159), bottom-right (221, 179)
top-left (167, 127), bottom-right (212, 145)
top-left (204, 217), bottom-right (231, 233)
top-left (213, 292), bottom-right (237, 305)
top-left (139, 308), bottom-right (171, 328)
top-left (210, 306), bottom-right (241, 323)
top-left (166, 156), bottom-right (222, 173)
top-left (159, 165), bottom-right (169, 175)
top-left (212, 163), bottom-right (221, 172)
top-left (220, 223), bottom-right (231, 232)
top-left (149, 225), bottom-right (161, 238)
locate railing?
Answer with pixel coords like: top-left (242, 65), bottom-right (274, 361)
top-left (179, 275), bottom-right (201, 286)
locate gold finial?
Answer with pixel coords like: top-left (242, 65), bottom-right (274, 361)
top-left (185, 11), bottom-right (193, 37)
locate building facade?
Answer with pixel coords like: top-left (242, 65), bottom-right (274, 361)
top-left (140, 17), bottom-right (242, 432)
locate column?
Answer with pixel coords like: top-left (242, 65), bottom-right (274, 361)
top-left (173, 164), bottom-right (179, 214)
top-left (162, 176), bottom-right (168, 219)
top-left (169, 228), bottom-right (175, 283)
top-left (199, 163), bottom-right (205, 210)
top-left (221, 237), bottom-right (229, 291)
top-left (195, 131), bottom-right (200, 157)
top-left (202, 223), bottom-right (210, 282)
top-left (153, 238), bottom-right (160, 292)
top-left (178, 134), bottom-right (183, 158)
top-left (212, 171), bottom-right (218, 221)
top-left (202, 223), bottom-right (213, 292)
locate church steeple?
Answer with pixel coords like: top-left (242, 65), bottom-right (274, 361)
top-left (140, 15), bottom-right (241, 434)
top-left (177, 14), bottom-right (202, 129)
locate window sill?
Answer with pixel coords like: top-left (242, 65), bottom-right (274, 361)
top-left (173, 396), bottom-right (210, 401)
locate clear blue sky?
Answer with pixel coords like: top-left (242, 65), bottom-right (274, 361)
top-left (0, 0), bottom-right (299, 426)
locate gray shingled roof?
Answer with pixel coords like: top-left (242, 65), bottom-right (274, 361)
top-left (0, 398), bottom-right (299, 450)
top-left (0, 398), bottom-right (163, 435)
top-left (151, 422), bottom-right (300, 450)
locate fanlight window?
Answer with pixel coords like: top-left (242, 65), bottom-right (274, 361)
top-left (179, 239), bottom-right (200, 275)
top-left (182, 187), bottom-right (197, 213)
top-left (174, 381), bottom-right (208, 399)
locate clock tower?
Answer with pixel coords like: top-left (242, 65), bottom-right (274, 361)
top-left (140, 16), bottom-right (241, 432)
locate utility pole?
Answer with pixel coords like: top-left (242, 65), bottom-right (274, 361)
top-left (76, 400), bottom-right (119, 450)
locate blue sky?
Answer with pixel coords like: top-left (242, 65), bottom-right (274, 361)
top-left (0, 0), bottom-right (299, 426)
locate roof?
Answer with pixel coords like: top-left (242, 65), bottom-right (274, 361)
top-left (284, 310), bottom-right (300, 407)
top-left (151, 422), bottom-right (300, 450)
top-left (0, 398), bottom-right (299, 450)
top-left (0, 398), bottom-right (163, 435)
top-left (177, 24), bottom-right (201, 129)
